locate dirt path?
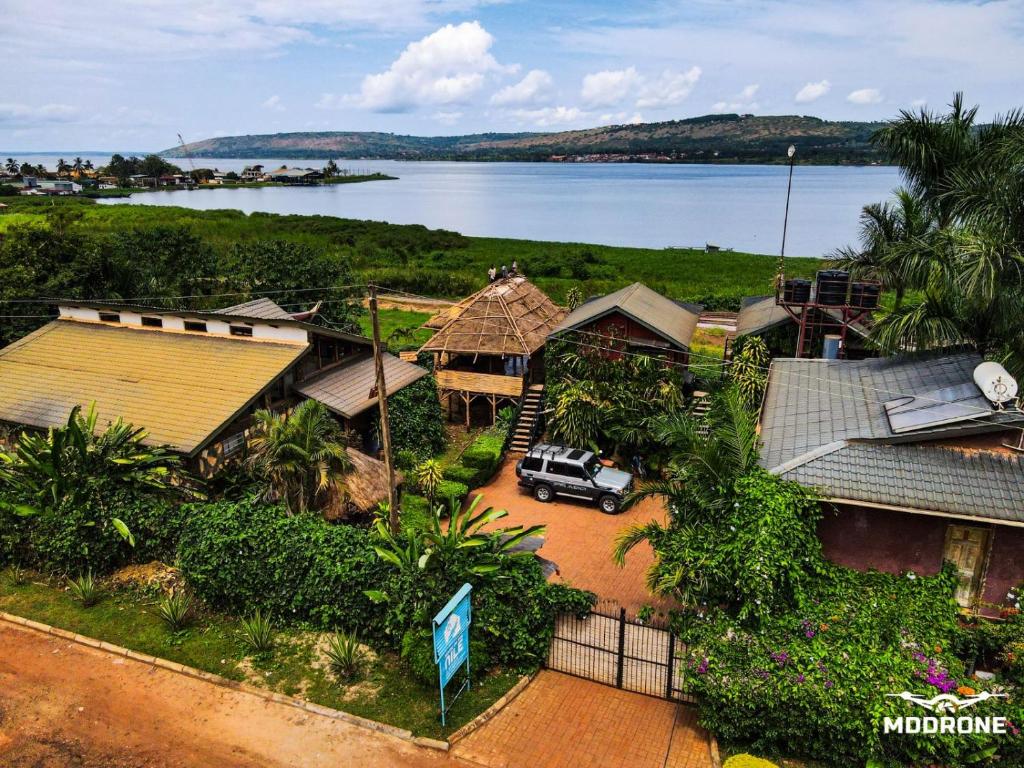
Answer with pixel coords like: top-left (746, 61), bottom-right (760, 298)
top-left (0, 622), bottom-right (449, 768)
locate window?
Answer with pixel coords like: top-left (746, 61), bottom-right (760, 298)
top-left (183, 320), bottom-right (207, 333)
top-left (221, 432), bottom-right (246, 457)
top-left (141, 316), bottom-right (163, 328)
top-left (521, 457), bottom-right (543, 472)
top-left (944, 525), bottom-right (990, 609)
top-left (98, 312), bottom-right (120, 323)
top-left (229, 325), bottom-right (253, 337)
top-left (547, 461), bottom-right (588, 480)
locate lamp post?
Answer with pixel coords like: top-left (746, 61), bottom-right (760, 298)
top-left (777, 144), bottom-right (797, 283)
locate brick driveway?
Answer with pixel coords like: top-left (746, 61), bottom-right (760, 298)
top-left (472, 460), bottom-right (676, 616)
top-left (450, 671), bottom-right (712, 768)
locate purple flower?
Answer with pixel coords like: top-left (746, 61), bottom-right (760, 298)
top-left (795, 673), bottom-right (806, 684)
top-left (770, 651), bottom-right (790, 667)
top-left (696, 657), bottom-right (709, 675)
top-left (824, 680), bottom-right (834, 689)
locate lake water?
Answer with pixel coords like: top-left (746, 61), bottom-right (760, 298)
top-left (20, 154), bottom-right (901, 256)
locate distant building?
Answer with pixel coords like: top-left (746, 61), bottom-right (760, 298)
top-left (36, 179), bottom-right (81, 195)
top-left (241, 164), bottom-right (264, 181)
top-left (265, 166), bottom-right (323, 184)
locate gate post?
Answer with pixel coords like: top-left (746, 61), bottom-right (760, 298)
top-left (665, 633), bottom-right (675, 699)
top-left (615, 607), bottom-right (626, 689)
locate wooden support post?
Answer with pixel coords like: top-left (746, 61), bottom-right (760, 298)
top-left (464, 392), bottom-right (471, 429)
top-left (369, 285), bottom-right (399, 535)
top-left (491, 393), bottom-right (496, 424)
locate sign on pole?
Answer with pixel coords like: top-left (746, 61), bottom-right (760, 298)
top-left (433, 583), bottom-right (472, 726)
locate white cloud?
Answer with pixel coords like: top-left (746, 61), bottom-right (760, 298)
top-left (599, 111), bottom-right (644, 125)
top-left (353, 21), bottom-right (513, 112)
top-left (262, 94), bottom-right (285, 111)
top-left (490, 69), bottom-right (555, 107)
top-left (314, 93), bottom-right (345, 110)
top-left (581, 67), bottom-right (641, 107)
top-left (712, 83), bottom-right (760, 113)
top-left (509, 106), bottom-right (586, 127)
top-left (847, 87), bottom-right (883, 105)
top-left (433, 110), bottom-right (463, 125)
top-left (636, 67), bottom-right (702, 109)
top-left (582, 66), bottom-right (700, 109)
top-left (0, 102), bottom-right (78, 126)
top-left (795, 80), bottom-right (831, 103)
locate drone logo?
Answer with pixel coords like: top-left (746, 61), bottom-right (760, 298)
top-left (883, 691), bottom-right (1010, 735)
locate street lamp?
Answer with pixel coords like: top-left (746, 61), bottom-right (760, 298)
top-left (777, 144), bottom-right (797, 282)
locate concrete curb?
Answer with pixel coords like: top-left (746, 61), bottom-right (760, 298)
top-left (0, 611), bottom-right (449, 752)
top-left (709, 733), bottom-right (722, 768)
top-left (448, 672), bottom-right (535, 745)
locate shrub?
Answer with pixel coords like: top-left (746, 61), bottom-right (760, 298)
top-left (387, 376), bottom-right (446, 463)
top-left (157, 590), bottom-right (194, 631)
top-left (460, 433), bottom-right (505, 480)
top-left (324, 631), bottom-right (367, 682)
top-left (240, 609), bottom-right (275, 653)
top-left (176, 499), bottom-right (388, 635)
top-left (67, 572), bottom-right (102, 607)
top-left (442, 464), bottom-right (482, 487)
top-left (436, 479), bottom-right (469, 508)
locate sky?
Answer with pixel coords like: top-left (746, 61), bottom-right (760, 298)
top-left (2, 0), bottom-right (1023, 151)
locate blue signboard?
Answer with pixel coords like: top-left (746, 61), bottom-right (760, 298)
top-left (433, 583), bottom-right (472, 725)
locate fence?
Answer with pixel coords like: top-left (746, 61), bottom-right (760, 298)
top-left (546, 599), bottom-right (693, 702)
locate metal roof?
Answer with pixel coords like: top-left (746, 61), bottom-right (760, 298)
top-left (550, 282), bottom-right (700, 351)
top-left (217, 297), bottom-right (293, 320)
top-left (735, 295), bottom-right (871, 338)
top-left (759, 353), bottom-right (1024, 523)
top-left (0, 320), bottom-right (307, 454)
top-left (294, 353), bottom-right (429, 419)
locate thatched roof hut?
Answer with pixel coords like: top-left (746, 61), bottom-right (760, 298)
top-left (420, 277), bottom-right (566, 357)
top-left (323, 448), bottom-right (403, 520)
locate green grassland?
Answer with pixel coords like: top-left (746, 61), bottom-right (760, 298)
top-left (0, 569), bottom-right (516, 739)
top-left (0, 196), bottom-right (822, 309)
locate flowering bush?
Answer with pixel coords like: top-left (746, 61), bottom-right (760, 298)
top-left (677, 564), bottom-right (1024, 766)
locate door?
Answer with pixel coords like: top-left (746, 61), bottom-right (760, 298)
top-left (943, 525), bottom-right (990, 609)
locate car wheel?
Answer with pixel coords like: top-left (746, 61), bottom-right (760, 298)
top-left (534, 484), bottom-right (553, 503)
top-left (599, 495), bottom-right (620, 514)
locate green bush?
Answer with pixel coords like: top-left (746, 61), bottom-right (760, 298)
top-left (387, 376), bottom-right (446, 463)
top-left (176, 499), bottom-right (388, 635)
top-left (459, 433), bottom-right (505, 481)
top-left (442, 464), bottom-right (484, 488)
top-left (723, 756), bottom-right (778, 768)
top-left (436, 479), bottom-right (469, 507)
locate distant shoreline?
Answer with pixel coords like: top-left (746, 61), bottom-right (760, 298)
top-left (83, 173), bottom-right (396, 198)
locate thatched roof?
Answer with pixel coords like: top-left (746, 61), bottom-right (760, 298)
top-left (323, 448), bottom-right (403, 519)
top-left (419, 277), bottom-right (566, 357)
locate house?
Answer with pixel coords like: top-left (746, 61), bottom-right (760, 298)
top-left (732, 294), bottom-right (873, 359)
top-left (241, 164), bottom-right (264, 181)
top-left (157, 174), bottom-right (191, 187)
top-left (265, 166), bottom-right (323, 184)
top-left (420, 276), bottom-right (566, 426)
top-left (548, 282), bottom-right (701, 374)
top-left (758, 352), bottom-right (1024, 613)
top-left (0, 299), bottom-right (429, 509)
top-left (35, 179), bottom-right (81, 195)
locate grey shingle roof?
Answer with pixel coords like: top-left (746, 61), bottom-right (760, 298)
top-left (735, 295), bottom-right (871, 338)
top-left (218, 297), bottom-right (293, 320)
top-left (295, 353), bottom-right (428, 419)
top-left (551, 282), bottom-right (701, 351)
top-left (759, 353), bottom-right (1024, 523)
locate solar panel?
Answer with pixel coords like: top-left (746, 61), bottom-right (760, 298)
top-left (884, 382), bottom-right (992, 434)
top-left (567, 449), bottom-right (586, 460)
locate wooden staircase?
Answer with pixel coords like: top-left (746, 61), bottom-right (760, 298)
top-left (509, 384), bottom-right (544, 454)
top-left (691, 390), bottom-right (712, 438)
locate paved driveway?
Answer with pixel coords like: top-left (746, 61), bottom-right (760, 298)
top-left (472, 460), bottom-right (676, 616)
top-left (451, 671), bottom-right (712, 768)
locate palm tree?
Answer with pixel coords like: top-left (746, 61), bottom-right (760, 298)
top-left (413, 458), bottom-right (444, 510)
top-left (829, 188), bottom-right (933, 308)
top-left (83, 159), bottom-right (94, 171)
top-left (246, 400), bottom-right (351, 515)
top-left (73, 157), bottom-right (84, 174)
top-left (56, 158), bottom-right (70, 177)
top-left (4, 158), bottom-right (17, 175)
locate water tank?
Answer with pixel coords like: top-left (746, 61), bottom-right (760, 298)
top-left (849, 282), bottom-right (880, 309)
top-left (783, 278), bottom-right (812, 304)
top-left (822, 334), bottom-right (842, 359)
top-left (974, 361), bottom-right (1019, 405)
top-left (816, 270), bottom-right (850, 306)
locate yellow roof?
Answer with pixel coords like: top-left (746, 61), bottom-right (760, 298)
top-left (0, 320), bottom-right (308, 454)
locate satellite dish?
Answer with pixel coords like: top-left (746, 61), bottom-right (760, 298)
top-left (973, 361), bottom-right (1018, 405)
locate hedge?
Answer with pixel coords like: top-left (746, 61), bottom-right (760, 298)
top-left (459, 433), bottom-right (505, 483)
top-left (442, 463), bottom-right (483, 487)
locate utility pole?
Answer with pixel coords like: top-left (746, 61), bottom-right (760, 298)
top-left (777, 144), bottom-right (797, 286)
top-left (369, 284), bottom-right (400, 534)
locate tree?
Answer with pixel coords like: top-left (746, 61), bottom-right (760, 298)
top-left (0, 403), bottom-right (183, 545)
top-left (83, 159), bottom-right (94, 171)
top-left (727, 335), bottom-right (770, 406)
top-left (413, 459), bottom-right (443, 510)
top-left (246, 400), bottom-right (352, 516)
top-left (324, 159), bottom-right (340, 178)
top-left (73, 157), bottom-right (84, 174)
top-left (56, 158), bottom-right (70, 177)
top-left (4, 158), bottom-right (17, 175)
top-left (829, 188), bottom-right (933, 308)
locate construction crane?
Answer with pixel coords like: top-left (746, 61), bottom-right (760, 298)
top-left (177, 133), bottom-right (197, 185)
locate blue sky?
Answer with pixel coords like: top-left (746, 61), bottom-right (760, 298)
top-left (2, 0), bottom-right (1023, 151)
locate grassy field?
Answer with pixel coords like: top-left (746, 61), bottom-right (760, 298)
top-left (357, 307), bottom-right (434, 347)
top-left (0, 568), bottom-right (516, 739)
top-left (0, 196), bottom-right (823, 309)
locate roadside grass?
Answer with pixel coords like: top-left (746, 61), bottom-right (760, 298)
top-left (357, 308), bottom-right (433, 349)
top-left (0, 568), bottom-right (517, 739)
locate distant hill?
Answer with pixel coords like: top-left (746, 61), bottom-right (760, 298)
top-left (165, 114), bottom-right (887, 164)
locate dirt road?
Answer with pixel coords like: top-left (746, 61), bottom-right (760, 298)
top-left (0, 621), bottom-right (448, 768)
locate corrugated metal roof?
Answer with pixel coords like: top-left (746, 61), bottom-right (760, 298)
top-left (550, 282), bottom-right (700, 350)
top-left (0, 320), bottom-right (307, 454)
top-left (218, 297), bottom-right (293, 320)
top-left (759, 353), bottom-right (1024, 522)
top-left (295, 353), bottom-right (429, 418)
top-left (735, 295), bottom-right (871, 338)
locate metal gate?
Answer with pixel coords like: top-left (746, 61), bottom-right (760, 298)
top-left (545, 599), bottom-right (693, 702)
